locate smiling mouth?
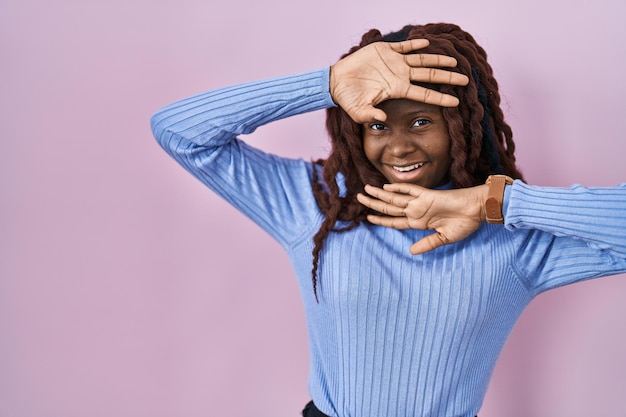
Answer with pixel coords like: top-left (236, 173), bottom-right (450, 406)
top-left (392, 162), bottom-right (425, 172)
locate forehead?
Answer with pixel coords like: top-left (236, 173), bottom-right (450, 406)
top-left (375, 99), bottom-right (443, 114)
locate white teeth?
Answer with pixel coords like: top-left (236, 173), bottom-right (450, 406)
top-left (393, 162), bottom-right (425, 172)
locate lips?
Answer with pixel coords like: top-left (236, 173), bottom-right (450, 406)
top-left (392, 162), bottom-right (425, 172)
top-left (384, 161), bottom-right (429, 183)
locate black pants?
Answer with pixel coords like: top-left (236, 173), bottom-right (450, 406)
top-left (302, 401), bottom-right (331, 417)
top-left (302, 400), bottom-right (477, 417)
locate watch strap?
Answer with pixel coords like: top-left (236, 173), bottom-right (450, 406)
top-left (485, 175), bottom-right (514, 224)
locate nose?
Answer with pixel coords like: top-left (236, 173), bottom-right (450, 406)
top-left (386, 132), bottom-right (419, 157)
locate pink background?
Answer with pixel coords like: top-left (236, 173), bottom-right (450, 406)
top-left (2, 0), bottom-right (626, 416)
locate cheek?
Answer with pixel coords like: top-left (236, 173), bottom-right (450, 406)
top-left (429, 133), bottom-right (453, 171)
top-left (438, 131), bottom-right (453, 159)
top-left (441, 140), bottom-right (452, 159)
top-left (361, 136), bottom-right (379, 164)
top-left (441, 140), bottom-right (453, 170)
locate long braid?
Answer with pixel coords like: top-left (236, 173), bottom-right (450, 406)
top-left (309, 23), bottom-right (524, 299)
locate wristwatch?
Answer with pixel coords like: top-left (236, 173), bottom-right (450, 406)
top-left (485, 175), bottom-right (514, 224)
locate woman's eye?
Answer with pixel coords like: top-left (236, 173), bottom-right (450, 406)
top-left (370, 122), bottom-right (387, 131)
top-left (413, 119), bottom-right (430, 127)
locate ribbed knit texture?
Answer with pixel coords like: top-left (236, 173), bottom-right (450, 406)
top-left (151, 68), bottom-right (626, 417)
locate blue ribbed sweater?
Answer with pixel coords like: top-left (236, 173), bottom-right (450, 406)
top-left (150, 68), bottom-right (626, 417)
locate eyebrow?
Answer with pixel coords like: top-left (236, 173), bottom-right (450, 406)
top-left (407, 109), bottom-right (440, 116)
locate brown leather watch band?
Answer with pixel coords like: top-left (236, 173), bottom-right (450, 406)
top-left (485, 175), bottom-right (514, 224)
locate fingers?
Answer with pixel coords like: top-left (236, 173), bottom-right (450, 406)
top-left (404, 85), bottom-right (460, 107)
top-left (388, 38), bottom-right (430, 54)
top-left (382, 182), bottom-right (428, 197)
top-left (365, 214), bottom-right (411, 229)
top-left (409, 232), bottom-right (450, 255)
top-left (409, 67), bottom-right (469, 86)
top-left (405, 67), bottom-right (469, 107)
top-left (356, 192), bottom-right (406, 216)
top-left (404, 53), bottom-right (458, 69)
top-left (362, 184), bottom-right (415, 206)
top-left (351, 106), bottom-right (388, 124)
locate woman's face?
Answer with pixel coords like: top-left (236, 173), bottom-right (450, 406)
top-left (362, 99), bottom-right (452, 188)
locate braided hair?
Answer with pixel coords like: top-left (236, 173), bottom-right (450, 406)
top-left (309, 23), bottom-right (525, 299)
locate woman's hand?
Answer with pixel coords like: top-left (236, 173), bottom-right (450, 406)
top-left (329, 39), bottom-right (469, 124)
top-left (356, 183), bottom-right (489, 254)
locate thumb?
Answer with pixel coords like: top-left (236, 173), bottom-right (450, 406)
top-left (409, 232), bottom-right (449, 255)
top-left (351, 106), bottom-right (387, 124)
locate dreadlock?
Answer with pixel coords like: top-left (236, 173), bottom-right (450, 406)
top-left (310, 23), bottom-right (525, 300)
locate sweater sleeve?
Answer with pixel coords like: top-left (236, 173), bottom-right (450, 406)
top-left (502, 181), bottom-right (626, 294)
top-left (150, 68), bottom-right (336, 246)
